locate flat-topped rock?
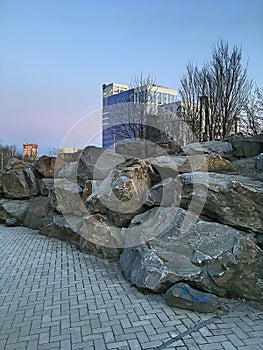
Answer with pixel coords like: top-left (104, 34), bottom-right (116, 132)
top-left (182, 140), bottom-right (233, 156)
top-left (146, 154), bottom-right (231, 178)
top-left (77, 146), bottom-right (124, 182)
top-left (180, 172), bottom-right (263, 233)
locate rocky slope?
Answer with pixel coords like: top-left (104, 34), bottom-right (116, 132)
top-left (0, 134), bottom-right (263, 310)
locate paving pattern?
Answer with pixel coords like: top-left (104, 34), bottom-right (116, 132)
top-left (0, 225), bottom-right (262, 350)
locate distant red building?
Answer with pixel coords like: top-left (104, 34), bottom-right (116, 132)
top-left (23, 143), bottom-right (38, 160)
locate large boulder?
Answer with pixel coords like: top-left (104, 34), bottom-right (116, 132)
top-left (146, 156), bottom-right (191, 178)
top-left (182, 140), bottom-right (233, 157)
top-left (146, 154), bottom-right (231, 178)
top-left (23, 196), bottom-right (55, 229)
top-left (79, 214), bottom-right (123, 260)
top-left (57, 161), bottom-right (78, 181)
top-left (257, 153), bottom-right (263, 172)
top-left (143, 177), bottom-right (182, 208)
top-left (36, 155), bottom-right (57, 178)
top-left (120, 207), bottom-right (263, 301)
top-left (229, 156), bottom-right (263, 181)
top-left (0, 168), bottom-right (39, 199)
top-left (230, 134), bottom-right (263, 158)
top-left (180, 172), bottom-right (263, 233)
top-left (5, 158), bottom-right (34, 171)
top-left (38, 178), bottom-right (55, 196)
top-left (77, 146), bottom-right (124, 182)
top-left (0, 199), bottom-right (30, 223)
top-left (54, 178), bottom-right (85, 215)
top-left (40, 215), bottom-right (81, 246)
top-left (86, 159), bottom-right (155, 227)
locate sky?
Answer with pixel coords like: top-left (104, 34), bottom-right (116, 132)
top-left (0, 0), bottom-right (263, 156)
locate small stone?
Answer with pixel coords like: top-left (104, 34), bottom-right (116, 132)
top-left (166, 282), bottom-right (223, 313)
top-left (5, 217), bottom-right (19, 227)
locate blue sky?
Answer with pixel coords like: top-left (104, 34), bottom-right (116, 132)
top-left (0, 0), bottom-right (262, 155)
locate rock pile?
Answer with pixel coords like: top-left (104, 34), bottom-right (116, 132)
top-left (0, 135), bottom-right (262, 311)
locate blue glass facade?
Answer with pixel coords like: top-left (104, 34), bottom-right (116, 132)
top-left (103, 89), bottom-right (135, 107)
top-left (102, 84), bottom-right (177, 148)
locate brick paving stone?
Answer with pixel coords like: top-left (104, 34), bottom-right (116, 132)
top-left (128, 338), bottom-right (142, 350)
top-left (199, 344), bottom-right (224, 350)
top-left (141, 339), bottom-right (163, 349)
top-left (93, 337), bottom-right (107, 350)
top-left (183, 337), bottom-right (201, 349)
top-left (0, 225), bottom-right (263, 350)
top-left (107, 340), bottom-right (129, 349)
top-left (221, 340), bottom-right (239, 350)
top-left (238, 347), bottom-right (263, 350)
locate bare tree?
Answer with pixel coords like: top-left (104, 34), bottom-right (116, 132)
top-left (48, 147), bottom-right (59, 157)
top-left (241, 86), bottom-right (263, 135)
top-left (0, 144), bottom-right (23, 169)
top-left (179, 40), bottom-right (252, 141)
top-left (210, 40), bottom-right (252, 138)
top-left (179, 63), bottom-right (205, 138)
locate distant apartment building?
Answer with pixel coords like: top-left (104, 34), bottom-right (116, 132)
top-left (102, 82), bottom-right (178, 148)
top-left (58, 147), bottom-right (79, 154)
top-left (23, 143), bottom-right (38, 160)
top-left (57, 147), bottom-right (81, 162)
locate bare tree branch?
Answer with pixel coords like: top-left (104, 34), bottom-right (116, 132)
top-left (241, 86), bottom-right (263, 135)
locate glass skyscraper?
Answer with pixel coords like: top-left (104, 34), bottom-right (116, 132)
top-left (102, 82), bottom-right (178, 148)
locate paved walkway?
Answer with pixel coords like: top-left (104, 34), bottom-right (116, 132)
top-left (0, 225), bottom-right (262, 350)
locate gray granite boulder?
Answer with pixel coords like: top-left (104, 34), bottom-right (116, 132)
top-left (227, 155), bottom-right (263, 181)
top-left (77, 146), bottom-right (124, 182)
top-left (80, 214), bottom-right (123, 259)
top-left (86, 159), bottom-right (154, 227)
top-left (230, 134), bottom-right (263, 158)
top-left (1, 168), bottom-right (39, 199)
top-left (0, 199), bottom-right (30, 223)
top-left (57, 161), bottom-right (78, 181)
top-left (23, 196), bottom-right (55, 229)
top-left (38, 178), bottom-right (55, 196)
top-left (182, 141), bottom-right (233, 157)
top-left (120, 207), bottom-right (263, 301)
top-left (40, 215), bottom-right (81, 246)
top-left (143, 177), bottom-right (182, 208)
top-left (146, 154), bottom-right (231, 179)
top-left (54, 178), bottom-right (85, 215)
top-left (36, 155), bottom-right (57, 178)
top-left (180, 172), bottom-right (263, 233)
top-left (4, 158), bottom-right (34, 171)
